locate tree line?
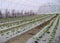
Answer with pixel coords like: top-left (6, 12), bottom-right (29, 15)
top-left (0, 9), bottom-right (35, 18)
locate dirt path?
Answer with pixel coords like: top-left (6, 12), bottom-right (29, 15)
top-left (5, 16), bottom-right (56, 43)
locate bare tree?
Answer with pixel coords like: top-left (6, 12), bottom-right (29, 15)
top-left (5, 9), bottom-right (10, 18)
top-left (12, 10), bottom-right (16, 17)
top-left (29, 10), bottom-right (35, 16)
top-left (0, 10), bottom-right (2, 18)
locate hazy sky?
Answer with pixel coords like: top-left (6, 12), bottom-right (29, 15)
top-left (0, 0), bottom-right (60, 11)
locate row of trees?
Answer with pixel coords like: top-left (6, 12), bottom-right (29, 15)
top-left (0, 10), bottom-right (35, 18)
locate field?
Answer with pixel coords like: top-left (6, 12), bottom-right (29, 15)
top-left (0, 14), bottom-right (60, 43)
